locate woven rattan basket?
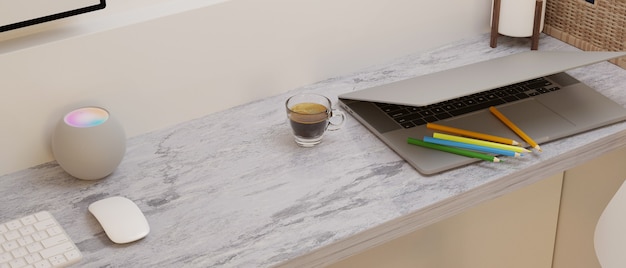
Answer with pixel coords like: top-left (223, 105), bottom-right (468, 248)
top-left (543, 0), bottom-right (626, 68)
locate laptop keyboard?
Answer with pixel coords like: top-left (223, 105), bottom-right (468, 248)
top-left (375, 77), bottom-right (560, 129)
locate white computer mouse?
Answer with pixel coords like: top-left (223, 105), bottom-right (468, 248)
top-left (88, 196), bottom-right (150, 244)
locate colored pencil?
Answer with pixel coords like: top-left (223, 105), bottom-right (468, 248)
top-left (427, 122), bottom-right (520, 145)
top-left (433, 133), bottom-right (531, 153)
top-left (423, 136), bottom-right (522, 157)
top-left (407, 137), bottom-right (501, 162)
top-left (489, 106), bottom-right (542, 152)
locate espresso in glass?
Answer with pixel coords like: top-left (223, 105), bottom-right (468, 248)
top-left (289, 102), bottom-right (329, 139)
top-left (286, 93), bottom-right (345, 147)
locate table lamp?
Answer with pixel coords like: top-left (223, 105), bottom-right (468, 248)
top-left (51, 107), bottom-right (126, 180)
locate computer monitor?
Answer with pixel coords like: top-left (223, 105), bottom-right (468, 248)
top-left (0, 0), bottom-right (106, 32)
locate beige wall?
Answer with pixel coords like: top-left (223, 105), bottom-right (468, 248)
top-left (0, 0), bottom-right (492, 175)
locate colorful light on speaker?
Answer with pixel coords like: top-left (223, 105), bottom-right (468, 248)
top-left (53, 106), bottom-right (126, 180)
top-left (64, 107), bottom-right (109, 128)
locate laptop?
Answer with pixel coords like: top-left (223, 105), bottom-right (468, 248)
top-left (339, 51), bottom-right (626, 175)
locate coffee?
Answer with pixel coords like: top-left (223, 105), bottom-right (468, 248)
top-left (288, 102), bottom-right (329, 138)
top-left (285, 93), bottom-right (345, 147)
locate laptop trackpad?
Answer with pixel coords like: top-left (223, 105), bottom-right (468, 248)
top-left (441, 99), bottom-right (576, 145)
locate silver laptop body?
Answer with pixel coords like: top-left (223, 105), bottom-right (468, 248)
top-left (339, 51), bottom-right (626, 175)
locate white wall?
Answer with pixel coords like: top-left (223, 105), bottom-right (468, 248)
top-left (0, 0), bottom-right (492, 175)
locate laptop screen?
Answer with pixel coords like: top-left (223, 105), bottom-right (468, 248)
top-left (339, 51), bottom-right (626, 107)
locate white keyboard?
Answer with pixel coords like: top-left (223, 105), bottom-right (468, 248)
top-left (0, 211), bottom-right (82, 268)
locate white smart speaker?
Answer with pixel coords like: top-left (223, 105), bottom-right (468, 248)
top-left (51, 107), bottom-right (126, 180)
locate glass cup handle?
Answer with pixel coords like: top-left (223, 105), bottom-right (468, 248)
top-left (327, 109), bottom-right (346, 131)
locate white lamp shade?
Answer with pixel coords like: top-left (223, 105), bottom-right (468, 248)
top-left (51, 107), bottom-right (126, 180)
top-left (492, 0), bottom-right (547, 37)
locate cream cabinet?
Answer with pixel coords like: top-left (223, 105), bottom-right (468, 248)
top-left (329, 172), bottom-right (563, 268)
top-left (552, 147), bottom-right (626, 268)
top-left (329, 147), bottom-right (626, 268)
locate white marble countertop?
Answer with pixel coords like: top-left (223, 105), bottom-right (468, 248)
top-left (2, 34), bottom-right (626, 267)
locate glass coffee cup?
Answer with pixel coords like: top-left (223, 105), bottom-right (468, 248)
top-left (286, 93), bottom-right (345, 147)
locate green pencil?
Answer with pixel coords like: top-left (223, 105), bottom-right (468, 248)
top-left (407, 137), bottom-right (501, 163)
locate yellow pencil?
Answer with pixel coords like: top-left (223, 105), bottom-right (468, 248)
top-left (426, 122), bottom-right (520, 145)
top-left (489, 106), bottom-right (542, 152)
top-left (433, 133), bottom-right (531, 153)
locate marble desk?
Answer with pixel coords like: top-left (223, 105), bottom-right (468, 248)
top-left (2, 34), bottom-right (626, 267)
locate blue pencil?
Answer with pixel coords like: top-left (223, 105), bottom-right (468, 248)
top-left (423, 136), bottom-right (522, 157)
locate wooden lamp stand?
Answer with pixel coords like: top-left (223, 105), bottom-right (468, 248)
top-left (490, 0), bottom-right (544, 50)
